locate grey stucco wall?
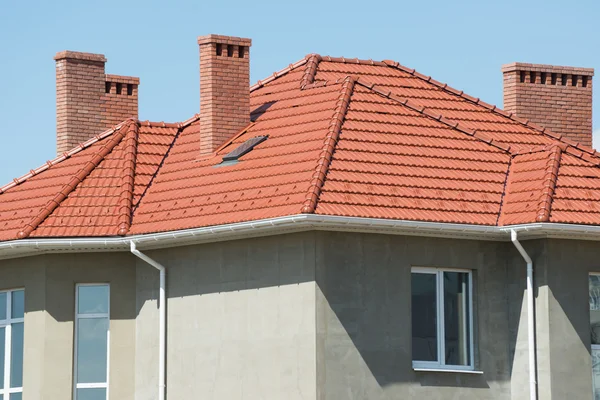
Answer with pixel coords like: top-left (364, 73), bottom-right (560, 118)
top-left (0, 231), bottom-right (598, 400)
top-left (0, 252), bottom-right (137, 400)
top-left (542, 239), bottom-right (600, 399)
top-left (135, 232), bottom-right (318, 400)
top-left (315, 231), bottom-right (515, 400)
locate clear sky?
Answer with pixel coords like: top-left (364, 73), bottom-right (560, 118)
top-left (0, 0), bottom-right (598, 184)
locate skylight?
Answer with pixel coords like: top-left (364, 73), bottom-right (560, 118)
top-left (222, 136), bottom-right (268, 162)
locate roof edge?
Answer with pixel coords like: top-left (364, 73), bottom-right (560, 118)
top-left (250, 55), bottom-right (311, 92)
top-left (0, 118), bottom-right (137, 195)
top-left (5, 215), bottom-right (600, 260)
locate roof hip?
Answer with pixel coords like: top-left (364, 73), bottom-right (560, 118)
top-left (17, 120), bottom-right (137, 239)
top-left (117, 122), bottom-right (140, 236)
top-left (534, 145), bottom-right (562, 222)
top-left (380, 59), bottom-right (600, 162)
top-left (301, 77), bottom-right (356, 214)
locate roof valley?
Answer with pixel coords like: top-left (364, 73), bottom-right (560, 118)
top-left (495, 156), bottom-right (513, 226)
top-left (130, 122), bottom-right (188, 217)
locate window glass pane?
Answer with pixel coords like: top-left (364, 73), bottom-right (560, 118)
top-left (77, 285), bottom-right (109, 315)
top-left (411, 272), bottom-right (438, 362)
top-left (76, 318), bottom-right (108, 383)
top-left (593, 348), bottom-right (600, 400)
top-left (76, 387), bottom-right (107, 400)
top-left (9, 393), bottom-right (22, 400)
top-left (10, 322), bottom-right (24, 388)
top-left (590, 276), bottom-right (600, 345)
top-left (444, 271), bottom-right (471, 366)
top-left (0, 292), bottom-right (6, 320)
top-left (11, 291), bottom-right (24, 319)
top-left (0, 327), bottom-right (4, 390)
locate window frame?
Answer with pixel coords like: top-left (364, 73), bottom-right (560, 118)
top-left (0, 288), bottom-right (25, 399)
top-left (73, 283), bottom-right (110, 400)
top-left (589, 273), bottom-right (600, 399)
top-left (411, 267), bottom-right (475, 371)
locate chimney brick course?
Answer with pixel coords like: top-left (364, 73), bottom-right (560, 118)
top-left (198, 34), bottom-right (251, 156)
top-left (502, 62), bottom-right (594, 147)
top-left (54, 51), bottom-right (139, 155)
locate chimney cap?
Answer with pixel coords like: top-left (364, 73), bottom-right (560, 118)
top-left (197, 34), bottom-right (251, 47)
top-left (54, 51), bottom-right (107, 63)
top-left (502, 62), bottom-right (594, 76)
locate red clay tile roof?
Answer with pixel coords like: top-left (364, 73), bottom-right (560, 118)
top-left (2, 54), bottom-right (600, 240)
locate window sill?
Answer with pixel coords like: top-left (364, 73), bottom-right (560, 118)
top-left (413, 367), bottom-right (483, 375)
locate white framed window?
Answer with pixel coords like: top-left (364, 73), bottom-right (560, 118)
top-left (411, 267), bottom-right (474, 371)
top-left (589, 274), bottom-right (600, 399)
top-left (0, 289), bottom-right (24, 400)
top-left (74, 284), bottom-right (110, 400)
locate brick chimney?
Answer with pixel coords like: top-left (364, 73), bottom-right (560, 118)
top-left (54, 51), bottom-right (139, 155)
top-left (197, 35), bottom-right (251, 156)
top-left (502, 62), bottom-right (594, 147)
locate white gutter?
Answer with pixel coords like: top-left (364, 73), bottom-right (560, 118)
top-left (130, 241), bottom-right (166, 400)
top-left (510, 230), bottom-right (537, 400)
top-left (1, 215), bottom-right (600, 260)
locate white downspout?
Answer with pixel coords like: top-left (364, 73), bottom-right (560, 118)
top-left (130, 241), bottom-right (166, 400)
top-left (510, 229), bottom-right (537, 400)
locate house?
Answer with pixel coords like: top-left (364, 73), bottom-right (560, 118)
top-left (0, 33), bottom-right (598, 400)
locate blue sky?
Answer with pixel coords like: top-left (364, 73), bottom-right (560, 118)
top-left (0, 0), bottom-right (598, 184)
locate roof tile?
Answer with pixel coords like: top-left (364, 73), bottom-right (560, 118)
top-left (2, 53), bottom-right (600, 240)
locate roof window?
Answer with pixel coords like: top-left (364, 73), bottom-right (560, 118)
top-left (220, 135), bottom-right (268, 163)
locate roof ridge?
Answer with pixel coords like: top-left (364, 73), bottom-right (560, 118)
top-left (116, 122), bottom-right (139, 236)
top-left (354, 80), bottom-right (513, 155)
top-left (0, 118), bottom-right (136, 195)
top-left (534, 145), bottom-right (562, 222)
top-left (250, 55), bottom-right (311, 93)
top-left (301, 77), bottom-right (355, 213)
top-left (140, 114), bottom-right (200, 130)
top-left (380, 59), bottom-right (600, 162)
top-left (17, 120), bottom-right (136, 239)
top-left (321, 56), bottom-right (386, 67)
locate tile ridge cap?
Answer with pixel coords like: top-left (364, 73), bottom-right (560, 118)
top-left (535, 145), bottom-right (562, 222)
top-left (0, 118), bottom-right (136, 195)
top-left (16, 120), bottom-right (136, 239)
top-left (117, 122), bottom-right (140, 236)
top-left (354, 79), bottom-right (513, 155)
top-left (138, 120), bottom-right (187, 129)
top-left (511, 143), bottom-right (567, 157)
top-left (301, 77), bottom-right (352, 90)
top-left (381, 59), bottom-right (600, 161)
top-left (301, 77), bottom-right (355, 213)
top-left (250, 55), bottom-right (311, 92)
top-left (300, 54), bottom-right (323, 89)
top-left (320, 56), bottom-right (387, 67)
